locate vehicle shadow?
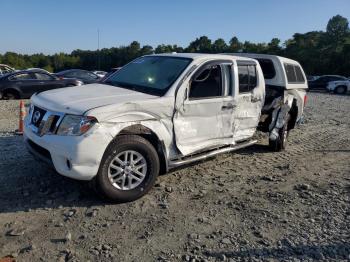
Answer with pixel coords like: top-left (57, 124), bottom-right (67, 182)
top-left (204, 242), bottom-right (350, 260)
top-left (0, 135), bottom-right (271, 214)
top-left (0, 135), bottom-right (104, 214)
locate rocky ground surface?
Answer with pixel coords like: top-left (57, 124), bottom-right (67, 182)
top-left (0, 92), bottom-right (349, 262)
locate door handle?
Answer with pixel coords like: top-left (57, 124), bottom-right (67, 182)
top-left (221, 104), bottom-right (235, 110)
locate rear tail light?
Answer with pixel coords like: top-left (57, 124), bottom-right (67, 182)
top-left (304, 95), bottom-right (308, 106)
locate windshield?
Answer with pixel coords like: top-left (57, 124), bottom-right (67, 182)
top-left (103, 56), bottom-right (192, 96)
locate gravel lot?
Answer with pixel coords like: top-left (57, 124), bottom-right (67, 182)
top-left (0, 93), bottom-right (349, 262)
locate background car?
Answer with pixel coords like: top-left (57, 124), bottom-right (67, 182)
top-left (0, 64), bottom-right (15, 75)
top-left (100, 67), bottom-right (122, 82)
top-left (55, 69), bottom-right (101, 84)
top-left (306, 75), bottom-right (319, 81)
top-left (326, 79), bottom-right (350, 94)
top-left (93, 70), bottom-right (107, 78)
top-left (308, 75), bottom-right (348, 90)
top-left (0, 70), bottom-right (83, 99)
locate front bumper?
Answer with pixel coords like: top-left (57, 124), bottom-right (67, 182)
top-left (24, 117), bottom-right (113, 181)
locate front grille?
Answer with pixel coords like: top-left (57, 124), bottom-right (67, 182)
top-left (31, 106), bottom-right (47, 127)
top-left (29, 105), bottom-right (64, 136)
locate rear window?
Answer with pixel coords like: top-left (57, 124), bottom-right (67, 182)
top-left (284, 63), bottom-right (305, 84)
top-left (257, 59), bottom-right (276, 79)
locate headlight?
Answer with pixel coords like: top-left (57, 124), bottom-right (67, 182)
top-left (56, 115), bottom-right (97, 136)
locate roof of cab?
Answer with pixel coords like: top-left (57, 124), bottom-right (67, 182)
top-left (145, 53), bottom-right (256, 62)
top-left (225, 53), bottom-right (302, 65)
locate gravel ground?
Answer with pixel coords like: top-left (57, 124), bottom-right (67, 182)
top-left (0, 93), bottom-right (349, 262)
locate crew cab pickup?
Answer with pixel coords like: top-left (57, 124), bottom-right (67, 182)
top-left (24, 53), bottom-right (308, 202)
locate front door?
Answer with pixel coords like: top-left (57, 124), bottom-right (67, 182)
top-left (34, 72), bottom-right (62, 91)
top-left (232, 61), bottom-right (265, 141)
top-left (174, 61), bottom-right (235, 156)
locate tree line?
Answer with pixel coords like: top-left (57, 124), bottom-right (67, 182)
top-left (0, 15), bottom-right (349, 76)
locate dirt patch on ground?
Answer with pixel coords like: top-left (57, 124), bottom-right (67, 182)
top-left (0, 93), bottom-right (349, 261)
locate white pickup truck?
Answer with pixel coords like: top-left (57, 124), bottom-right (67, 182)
top-left (24, 53), bottom-right (308, 202)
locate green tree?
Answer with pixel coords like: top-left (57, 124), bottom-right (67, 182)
top-left (212, 38), bottom-right (228, 53)
top-left (326, 15), bottom-right (350, 43)
top-left (186, 36), bottom-right (212, 53)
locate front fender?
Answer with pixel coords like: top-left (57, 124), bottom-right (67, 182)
top-left (100, 112), bottom-right (174, 160)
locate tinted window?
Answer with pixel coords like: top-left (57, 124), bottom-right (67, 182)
top-left (257, 59), bottom-right (276, 79)
top-left (222, 64), bottom-right (233, 96)
top-left (238, 65), bottom-right (257, 93)
top-left (10, 73), bottom-right (34, 80)
top-left (76, 71), bottom-right (92, 80)
top-left (285, 64), bottom-right (297, 83)
top-left (328, 76), bottom-right (346, 81)
top-left (284, 64), bottom-right (305, 84)
top-left (35, 73), bottom-right (53, 80)
top-left (106, 56), bottom-right (192, 96)
top-left (294, 66), bottom-right (305, 83)
top-left (63, 71), bottom-right (77, 78)
top-left (189, 65), bottom-right (223, 99)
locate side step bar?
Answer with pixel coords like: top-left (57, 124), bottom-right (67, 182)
top-left (168, 140), bottom-right (257, 168)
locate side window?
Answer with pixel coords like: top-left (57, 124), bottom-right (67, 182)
top-left (9, 73), bottom-right (34, 80)
top-left (35, 73), bottom-right (53, 80)
top-left (284, 63), bottom-right (305, 84)
top-left (285, 64), bottom-right (297, 83)
top-left (189, 65), bottom-right (223, 99)
top-left (257, 59), bottom-right (276, 79)
top-left (87, 72), bottom-right (99, 79)
top-left (238, 65), bottom-right (257, 93)
top-left (294, 66), bottom-right (305, 83)
top-left (222, 64), bottom-right (233, 96)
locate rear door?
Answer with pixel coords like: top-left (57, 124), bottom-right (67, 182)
top-left (173, 61), bottom-right (235, 156)
top-left (232, 61), bottom-right (265, 141)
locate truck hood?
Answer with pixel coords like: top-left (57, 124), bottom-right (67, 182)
top-left (31, 83), bottom-right (158, 115)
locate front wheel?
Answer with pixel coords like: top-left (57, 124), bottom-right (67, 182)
top-left (95, 135), bottom-right (160, 203)
top-left (269, 114), bottom-right (290, 152)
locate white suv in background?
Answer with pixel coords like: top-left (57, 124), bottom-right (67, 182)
top-left (327, 79), bottom-right (350, 94)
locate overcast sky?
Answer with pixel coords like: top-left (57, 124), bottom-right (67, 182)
top-left (1, 0), bottom-right (350, 54)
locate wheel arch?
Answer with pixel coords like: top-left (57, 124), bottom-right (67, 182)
top-left (3, 87), bottom-right (22, 98)
top-left (107, 122), bottom-right (171, 175)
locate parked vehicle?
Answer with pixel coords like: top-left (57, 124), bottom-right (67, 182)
top-left (55, 69), bottom-right (101, 84)
top-left (24, 53), bottom-right (307, 202)
top-left (93, 70), bottom-right (108, 78)
top-left (326, 79), bottom-right (350, 94)
top-left (306, 75), bottom-right (319, 81)
top-left (0, 70), bottom-right (83, 99)
top-left (0, 64), bottom-right (15, 75)
top-left (100, 67), bottom-right (122, 82)
top-left (27, 68), bottom-right (52, 74)
top-left (308, 75), bottom-right (347, 90)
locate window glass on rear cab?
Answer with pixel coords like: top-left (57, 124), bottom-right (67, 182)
top-left (238, 65), bottom-right (257, 93)
top-left (257, 59), bottom-right (276, 79)
top-left (284, 63), bottom-right (305, 84)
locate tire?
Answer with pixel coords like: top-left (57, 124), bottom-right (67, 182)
top-left (95, 135), bottom-right (160, 203)
top-left (334, 86), bottom-right (347, 95)
top-left (269, 114), bottom-right (290, 152)
top-left (4, 90), bottom-right (19, 100)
